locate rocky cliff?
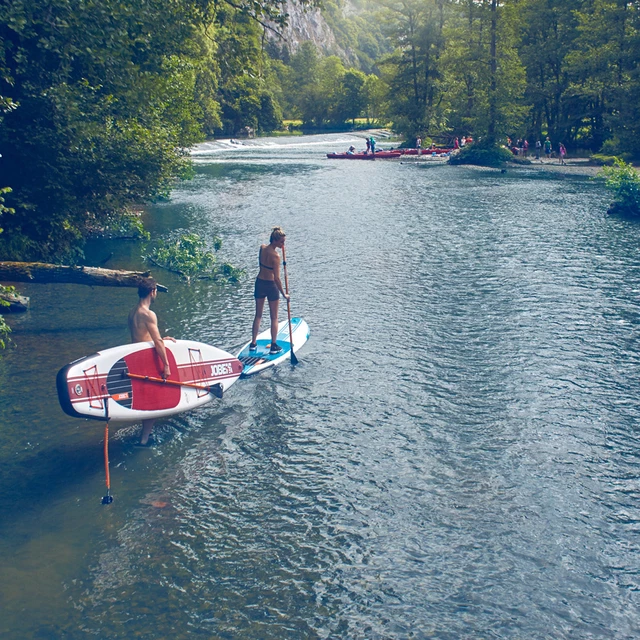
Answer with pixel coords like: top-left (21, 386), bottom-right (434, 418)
top-left (268, 0), bottom-right (358, 65)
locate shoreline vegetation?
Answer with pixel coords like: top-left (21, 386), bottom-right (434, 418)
top-left (4, 0), bottom-right (640, 265)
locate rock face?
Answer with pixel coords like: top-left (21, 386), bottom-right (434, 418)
top-left (278, 1), bottom-right (336, 51)
top-left (269, 0), bottom-right (357, 64)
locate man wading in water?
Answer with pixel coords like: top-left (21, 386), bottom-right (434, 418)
top-left (128, 277), bottom-right (175, 446)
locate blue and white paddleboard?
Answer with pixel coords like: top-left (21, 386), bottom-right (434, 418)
top-left (237, 317), bottom-right (310, 376)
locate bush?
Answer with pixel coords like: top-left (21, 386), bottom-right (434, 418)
top-left (146, 233), bottom-right (244, 283)
top-left (509, 156), bottom-right (532, 165)
top-left (599, 137), bottom-right (623, 156)
top-left (449, 140), bottom-right (514, 167)
top-left (600, 158), bottom-right (640, 215)
top-left (590, 153), bottom-right (633, 166)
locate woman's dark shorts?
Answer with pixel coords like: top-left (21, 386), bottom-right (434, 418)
top-left (254, 277), bottom-right (280, 301)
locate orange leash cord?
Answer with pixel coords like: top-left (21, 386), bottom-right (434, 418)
top-left (102, 422), bottom-right (113, 504)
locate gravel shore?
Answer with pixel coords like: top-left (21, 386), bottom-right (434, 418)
top-left (508, 157), bottom-right (604, 177)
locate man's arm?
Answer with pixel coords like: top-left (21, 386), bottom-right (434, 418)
top-left (146, 311), bottom-right (171, 378)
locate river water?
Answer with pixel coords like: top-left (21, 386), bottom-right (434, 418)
top-left (1, 134), bottom-right (639, 639)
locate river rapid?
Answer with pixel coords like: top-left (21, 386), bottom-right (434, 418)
top-left (1, 133), bottom-right (639, 639)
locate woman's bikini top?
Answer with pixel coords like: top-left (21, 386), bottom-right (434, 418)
top-left (259, 247), bottom-right (273, 270)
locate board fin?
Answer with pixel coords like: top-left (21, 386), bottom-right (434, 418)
top-left (210, 383), bottom-right (223, 399)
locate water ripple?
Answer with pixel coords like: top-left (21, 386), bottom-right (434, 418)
top-left (2, 140), bottom-right (640, 638)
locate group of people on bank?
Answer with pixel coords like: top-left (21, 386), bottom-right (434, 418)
top-left (509, 136), bottom-right (567, 164)
top-left (453, 136), bottom-right (472, 150)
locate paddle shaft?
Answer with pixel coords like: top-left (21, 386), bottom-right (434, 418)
top-left (281, 246), bottom-right (298, 364)
top-left (126, 372), bottom-right (221, 394)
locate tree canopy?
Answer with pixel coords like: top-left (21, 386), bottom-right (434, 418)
top-left (0, 0), bottom-right (299, 261)
top-left (2, 0), bottom-right (640, 262)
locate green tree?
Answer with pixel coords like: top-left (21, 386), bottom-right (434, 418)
top-left (285, 42), bottom-right (321, 125)
top-left (601, 157), bottom-right (640, 213)
top-left (0, 0), bottom-right (217, 260)
top-left (568, 0), bottom-right (640, 152)
top-left (378, 0), bottom-right (448, 139)
top-left (516, 0), bottom-right (582, 143)
top-left (319, 56), bottom-right (347, 125)
top-left (0, 95), bottom-right (17, 235)
top-left (336, 68), bottom-right (368, 125)
top-left (442, 0), bottom-right (527, 140)
top-left (363, 73), bottom-right (388, 124)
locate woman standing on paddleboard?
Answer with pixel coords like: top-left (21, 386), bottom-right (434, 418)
top-left (251, 227), bottom-right (290, 354)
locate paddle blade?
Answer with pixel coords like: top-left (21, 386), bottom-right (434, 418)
top-left (290, 349), bottom-right (299, 365)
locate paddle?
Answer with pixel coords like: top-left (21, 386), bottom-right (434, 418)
top-left (125, 372), bottom-right (224, 398)
top-left (281, 245), bottom-right (299, 365)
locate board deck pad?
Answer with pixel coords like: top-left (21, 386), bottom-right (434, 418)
top-left (237, 317), bottom-right (310, 376)
top-left (57, 340), bottom-right (243, 422)
top-left (125, 348), bottom-right (181, 410)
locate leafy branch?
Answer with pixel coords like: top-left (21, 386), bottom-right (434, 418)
top-left (146, 233), bottom-right (244, 283)
top-left (0, 284), bottom-right (16, 349)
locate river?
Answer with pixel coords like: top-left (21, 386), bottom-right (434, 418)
top-left (1, 133), bottom-right (639, 639)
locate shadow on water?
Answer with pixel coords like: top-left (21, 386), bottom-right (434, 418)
top-left (0, 440), bottom-right (113, 532)
top-left (9, 324), bottom-right (122, 336)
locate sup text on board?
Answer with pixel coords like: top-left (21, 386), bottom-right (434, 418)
top-left (211, 363), bottom-right (234, 376)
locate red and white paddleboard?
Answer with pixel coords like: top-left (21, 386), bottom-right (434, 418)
top-left (57, 340), bottom-right (243, 423)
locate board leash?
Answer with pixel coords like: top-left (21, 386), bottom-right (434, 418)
top-left (102, 422), bottom-right (113, 504)
top-left (101, 399), bottom-right (113, 504)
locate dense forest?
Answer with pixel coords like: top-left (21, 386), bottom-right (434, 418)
top-left (1, 0), bottom-right (640, 264)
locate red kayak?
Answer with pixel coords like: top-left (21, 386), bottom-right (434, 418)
top-left (327, 151), bottom-right (403, 160)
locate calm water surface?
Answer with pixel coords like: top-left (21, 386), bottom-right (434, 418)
top-left (1, 134), bottom-right (639, 639)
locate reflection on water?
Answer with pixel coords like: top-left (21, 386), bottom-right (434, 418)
top-left (1, 134), bottom-right (639, 639)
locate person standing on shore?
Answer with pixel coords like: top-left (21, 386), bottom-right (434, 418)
top-left (535, 139), bottom-right (542, 159)
top-left (559, 142), bottom-right (567, 165)
top-left (544, 137), bottom-right (552, 160)
top-left (128, 278), bottom-right (175, 446)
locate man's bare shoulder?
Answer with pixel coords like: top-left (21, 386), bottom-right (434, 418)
top-left (131, 305), bottom-right (157, 322)
top-left (141, 307), bottom-right (158, 322)
top-left (128, 303), bottom-right (159, 343)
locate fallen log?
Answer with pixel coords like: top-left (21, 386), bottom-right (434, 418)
top-left (0, 262), bottom-right (168, 291)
